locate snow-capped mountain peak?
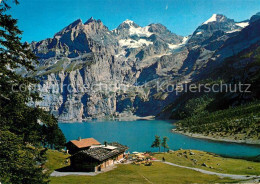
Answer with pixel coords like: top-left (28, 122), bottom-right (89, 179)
top-left (114, 20), bottom-right (152, 37)
top-left (123, 19), bottom-right (134, 25)
top-left (203, 14), bottom-right (217, 24)
top-left (203, 14), bottom-right (227, 25)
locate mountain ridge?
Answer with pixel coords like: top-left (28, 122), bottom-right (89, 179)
top-left (27, 13), bottom-right (260, 122)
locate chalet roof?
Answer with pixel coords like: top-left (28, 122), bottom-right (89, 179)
top-left (71, 142), bottom-right (128, 162)
top-left (108, 142), bottom-right (128, 152)
top-left (68, 138), bottom-right (101, 148)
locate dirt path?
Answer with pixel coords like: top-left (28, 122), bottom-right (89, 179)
top-left (155, 160), bottom-right (260, 180)
top-left (51, 165), bottom-right (117, 177)
top-left (140, 174), bottom-right (154, 184)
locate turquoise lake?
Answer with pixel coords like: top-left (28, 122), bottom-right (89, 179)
top-left (59, 120), bottom-right (260, 157)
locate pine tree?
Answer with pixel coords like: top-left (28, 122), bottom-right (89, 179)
top-left (0, 0), bottom-right (66, 183)
top-left (0, 131), bottom-right (49, 184)
top-left (161, 136), bottom-right (169, 152)
top-left (151, 135), bottom-right (161, 152)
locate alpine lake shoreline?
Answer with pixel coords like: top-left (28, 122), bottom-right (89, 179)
top-left (172, 128), bottom-right (260, 146)
top-left (59, 118), bottom-right (260, 147)
top-left (58, 119), bottom-right (260, 159)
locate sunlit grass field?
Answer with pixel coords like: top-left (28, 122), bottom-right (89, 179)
top-left (155, 150), bottom-right (260, 176)
top-left (45, 150), bottom-right (255, 184)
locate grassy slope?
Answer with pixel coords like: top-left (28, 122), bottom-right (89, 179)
top-left (45, 150), bottom-right (70, 175)
top-left (45, 150), bottom-right (260, 184)
top-left (50, 162), bottom-right (236, 184)
top-left (155, 150), bottom-right (260, 176)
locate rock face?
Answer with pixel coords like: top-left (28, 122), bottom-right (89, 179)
top-left (28, 13), bottom-right (260, 122)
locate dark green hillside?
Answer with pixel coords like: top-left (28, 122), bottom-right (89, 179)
top-left (176, 102), bottom-right (260, 140)
top-left (162, 42), bottom-right (260, 140)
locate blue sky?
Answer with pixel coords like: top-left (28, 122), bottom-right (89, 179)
top-left (8, 0), bottom-right (260, 42)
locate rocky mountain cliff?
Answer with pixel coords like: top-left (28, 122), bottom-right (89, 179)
top-left (28, 13), bottom-right (260, 122)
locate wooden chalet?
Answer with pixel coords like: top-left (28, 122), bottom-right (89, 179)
top-left (69, 142), bottom-right (128, 172)
top-left (65, 137), bottom-right (101, 154)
